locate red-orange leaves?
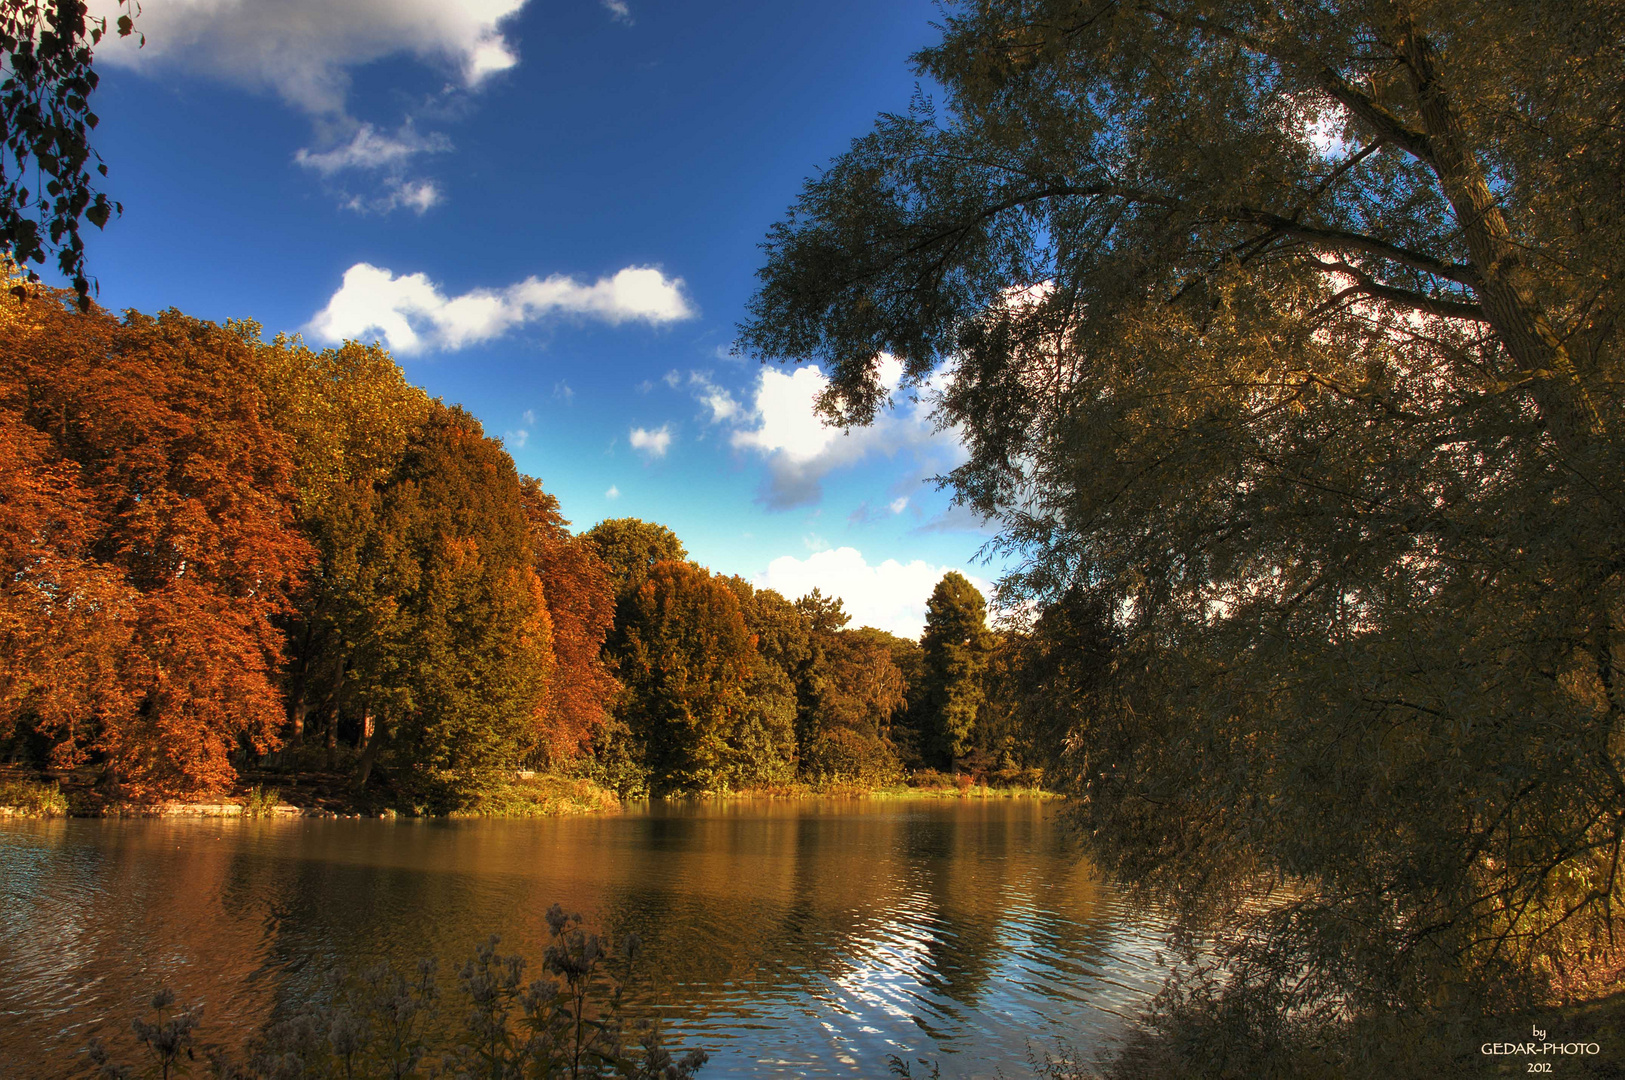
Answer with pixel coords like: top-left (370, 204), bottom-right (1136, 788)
top-left (520, 477), bottom-right (618, 764)
top-left (0, 290), bottom-right (311, 798)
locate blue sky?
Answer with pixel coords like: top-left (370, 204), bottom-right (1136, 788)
top-left (72, 0), bottom-right (1004, 637)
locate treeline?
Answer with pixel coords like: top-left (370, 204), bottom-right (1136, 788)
top-left (0, 287), bottom-right (1033, 806)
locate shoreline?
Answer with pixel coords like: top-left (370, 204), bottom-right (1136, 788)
top-left (0, 769), bottom-right (1061, 820)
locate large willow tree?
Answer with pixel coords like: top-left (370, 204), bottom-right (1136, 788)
top-left (742, 0), bottom-right (1625, 1057)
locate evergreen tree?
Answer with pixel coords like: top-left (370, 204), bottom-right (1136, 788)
top-left (919, 573), bottom-right (990, 769)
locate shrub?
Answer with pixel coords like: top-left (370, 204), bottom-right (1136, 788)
top-left (0, 776), bottom-right (68, 816)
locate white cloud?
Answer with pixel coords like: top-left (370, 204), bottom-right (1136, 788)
top-left (889, 496), bottom-right (909, 514)
top-left (343, 177), bottom-right (442, 215)
top-left (689, 372), bottom-right (740, 422)
top-left (522, 409), bottom-right (536, 424)
top-left (295, 123), bottom-right (452, 175)
top-left (552, 382), bottom-right (574, 403)
top-left (600, 0), bottom-right (633, 24)
top-left (757, 547), bottom-right (992, 639)
top-left (92, 0), bottom-right (526, 117)
top-left (307, 262), bottom-right (695, 353)
top-left (728, 356), bottom-right (962, 509)
top-left (92, 0), bottom-right (528, 213)
top-left (629, 425), bottom-right (672, 458)
top-left (605, 485), bottom-right (621, 500)
top-left (505, 428), bottom-right (529, 448)
top-left (663, 369), bottom-right (682, 389)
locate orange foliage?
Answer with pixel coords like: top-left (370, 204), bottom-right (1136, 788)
top-left (0, 290), bottom-right (312, 798)
top-left (520, 477), bottom-right (619, 764)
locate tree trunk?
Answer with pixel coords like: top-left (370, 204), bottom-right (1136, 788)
top-left (354, 708), bottom-right (385, 791)
top-left (290, 688), bottom-right (307, 747)
top-left (1382, 1), bottom-right (1599, 451)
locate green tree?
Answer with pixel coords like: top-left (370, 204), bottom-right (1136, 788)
top-left (919, 573), bottom-right (990, 769)
top-left (356, 404), bottom-right (552, 807)
top-left (1, 0), bottom-right (139, 309)
top-left (611, 561), bottom-right (754, 793)
top-left (741, 0), bottom-right (1625, 1058)
top-left (250, 331), bottom-right (432, 757)
top-left (582, 518), bottom-right (687, 601)
top-left (718, 577), bottom-right (804, 786)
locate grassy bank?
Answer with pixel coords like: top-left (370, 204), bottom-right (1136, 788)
top-left (0, 765), bottom-right (622, 819)
top-left (665, 776), bottom-right (1062, 802)
top-left (0, 764), bottom-right (1055, 819)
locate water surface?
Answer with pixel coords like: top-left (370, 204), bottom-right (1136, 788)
top-left (0, 800), bottom-right (1168, 1077)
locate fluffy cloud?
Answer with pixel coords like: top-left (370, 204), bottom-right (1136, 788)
top-left (600, 0), bottom-right (633, 24)
top-left (757, 547), bottom-right (992, 639)
top-left (689, 372), bottom-right (740, 423)
top-left (92, 0), bottom-right (526, 115)
top-left (729, 357), bottom-right (965, 509)
top-left (307, 263), bottom-right (695, 353)
top-left (605, 485), bottom-right (621, 499)
top-left (92, 0), bottom-right (528, 211)
top-left (629, 425), bottom-right (673, 458)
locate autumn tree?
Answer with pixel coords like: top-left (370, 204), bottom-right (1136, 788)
top-left (610, 560), bottom-right (754, 793)
top-left (0, 287), bottom-right (310, 796)
top-left (741, 0), bottom-right (1625, 1062)
top-left (249, 332), bottom-right (431, 756)
top-left (520, 476), bottom-right (618, 766)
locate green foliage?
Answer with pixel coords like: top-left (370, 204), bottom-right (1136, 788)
top-left (0, 775), bottom-right (65, 815)
top-left (240, 785), bottom-right (279, 817)
top-left (0, 0), bottom-right (139, 310)
top-left (611, 561), bottom-right (755, 793)
top-left (741, 0), bottom-right (1625, 1060)
top-left (371, 404), bottom-right (552, 808)
top-left (919, 573), bottom-right (991, 768)
top-left (582, 518), bottom-right (687, 601)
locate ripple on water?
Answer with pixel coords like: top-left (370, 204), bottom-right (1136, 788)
top-left (0, 802), bottom-right (1171, 1079)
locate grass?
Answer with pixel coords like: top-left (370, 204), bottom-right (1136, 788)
top-left (677, 776), bottom-right (1062, 801)
top-left (241, 784), bottom-right (282, 816)
top-left (454, 774), bottom-right (622, 817)
top-left (0, 776), bottom-right (70, 817)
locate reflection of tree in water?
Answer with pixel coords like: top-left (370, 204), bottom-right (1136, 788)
top-left (2, 804), bottom-right (1163, 1077)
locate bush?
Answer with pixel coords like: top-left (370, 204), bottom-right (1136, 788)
top-left (0, 776), bottom-right (68, 816)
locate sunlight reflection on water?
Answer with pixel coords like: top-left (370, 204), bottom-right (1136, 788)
top-left (0, 801), bottom-right (1170, 1078)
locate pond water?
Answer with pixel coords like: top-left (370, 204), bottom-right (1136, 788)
top-left (0, 800), bottom-right (1170, 1078)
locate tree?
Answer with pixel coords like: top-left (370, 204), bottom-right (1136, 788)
top-left (740, 0), bottom-right (1625, 1054)
top-left (357, 404), bottom-right (553, 805)
top-left (520, 476), bottom-right (619, 766)
top-left (2, 0), bottom-right (139, 310)
top-left (610, 560), bottom-right (754, 793)
top-left (718, 577), bottom-right (803, 786)
top-left (250, 331), bottom-right (431, 755)
top-left (0, 288), bottom-right (311, 796)
top-left (918, 573), bottom-right (990, 769)
top-left (581, 518), bottom-right (686, 601)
